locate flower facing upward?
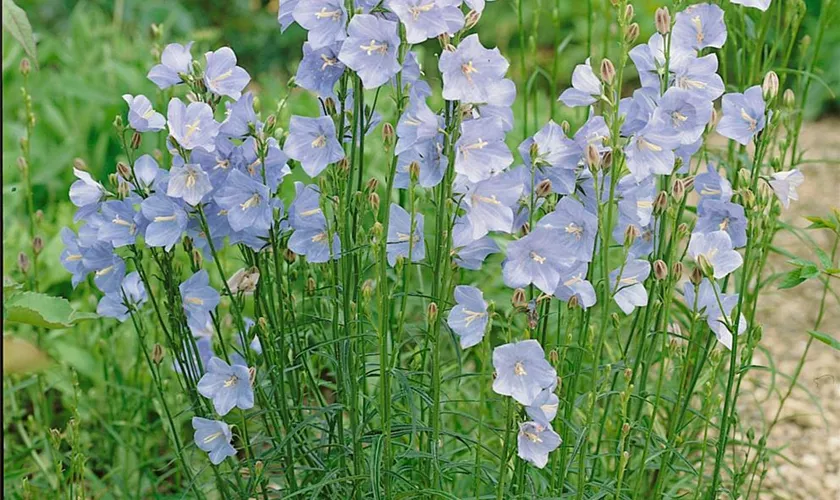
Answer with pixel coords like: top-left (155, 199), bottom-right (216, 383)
top-left (502, 228), bottom-right (565, 294)
top-left (148, 42), bottom-right (193, 89)
top-left (97, 272), bottom-right (147, 322)
top-left (492, 339), bottom-right (556, 406)
top-left (695, 199), bottom-right (747, 248)
top-left (141, 195), bottom-right (188, 251)
top-left (167, 99), bottom-right (220, 152)
top-left (293, 0), bottom-right (347, 49)
top-left (203, 47), bottom-right (251, 100)
top-left (694, 164), bottom-right (733, 202)
top-left (716, 86), bottom-right (766, 145)
top-left (192, 417), bottom-right (236, 465)
top-left (683, 279), bottom-right (747, 350)
top-left (447, 285), bottom-right (489, 349)
top-left (98, 199), bottom-right (145, 248)
top-left (295, 42), bottom-right (346, 98)
top-left (338, 14), bottom-right (401, 90)
top-left (553, 261), bottom-right (597, 309)
top-left (439, 34), bottom-right (509, 104)
top-left (558, 58), bottom-right (602, 107)
top-left (454, 117), bottom-right (513, 182)
top-left (122, 94), bottom-right (165, 132)
top-left (461, 172), bottom-right (523, 240)
top-left (537, 197), bottom-right (599, 263)
top-left (197, 357), bottom-right (255, 416)
top-left (517, 421), bottom-right (561, 469)
top-left (389, 0), bottom-right (465, 44)
top-left (688, 230), bottom-right (743, 279)
top-left (525, 387), bottom-right (560, 425)
top-left (672, 3), bottom-right (727, 52)
top-left (168, 163), bottom-right (213, 206)
top-left (214, 169), bottom-right (273, 233)
top-left (284, 115), bottom-right (344, 177)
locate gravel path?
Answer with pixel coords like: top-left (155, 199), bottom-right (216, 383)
top-left (738, 119), bottom-right (840, 499)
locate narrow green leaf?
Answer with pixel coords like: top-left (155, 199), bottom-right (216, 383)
top-left (807, 330), bottom-right (840, 351)
top-left (777, 269), bottom-right (805, 290)
top-left (814, 247), bottom-right (833, 269)
top-left (4, 291), bottom-right (97, 329)
top-left (2, 0), bottom-right (38, 67)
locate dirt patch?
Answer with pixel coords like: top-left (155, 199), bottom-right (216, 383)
top-left (738, 119), bottom-right (840, 499)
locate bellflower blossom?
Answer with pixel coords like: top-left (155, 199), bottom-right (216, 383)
top-left (502, 228), bottom-right (564, 294)
top-left (293, 0), bottom-right (347, 48)
top-left (461, 172), bottom-right (523, 239)
top-left (284, 115), bottom-right (345, 177)
top-left (769, 169), bottom-right (804, 208)
top-left (60, 228), bottom-right (91, 287)
top-left (672, 3), bottom-right (727, 52)
top-left (295, 42), bottom-right (346, 97)
top-left (517, 421), bottom-right (561, 469)
top-left (192, 417), bottom-right (237, 465)
top-left (141, 195), bottom-right (189, 251)
top-left (214, 170), bottom-right (273, 233)
top-left (122, 94), bottom-right (165, 132)
top-left (694, 164), bottom-right (733, 201)
top-left (148, 42), bottom-right (193, 89)
top-left (197, 357), bottom-right (255, 416)
top-left (716, 86), bottom-right (766, 145)
top-left (624, 117), bottom-right (681, 180)
top-left (180, 270), bottom-right (220, 333)
top-left (69, 168), bottom-right (106, 209)
top-left (455, 117), bottom-right (513, 182)
top-left (470, 78), bottom-right (517, 132)
top-left (730, 0), bottom-right (772, 11)
top-left (395, 94), bottom-right (440, 155)
top-left (525, 387), bottom-right (559, 425)
top-left (219, 93), bottom-right (258, 138)
top-left (97, 272), bottom-right (147, 322)
top-left (338, 15), bottom-right (401, 89)
top-left (696, 199), bottom-right (747, 248)
top-left (684, 279), bottom-right (747, 350)
top-left (670, 53), bottom-right (725, 102)
top-left (277, 0), bottom-right (299, 31)
top-left (492, 340), bottom-right (556, 406)
top-left (537, 197), bottom-right (598, 262)
top-left (386, 203), bottom-right (425, 267)
top-left (688, 230), bottom-right (743, 279)
top-left (553, 261), bottom-right (597, 309)
top-left (167, 99), bottom-right (220, 151)
top-left (395, 138), bottom-right (447, 188)
top-left (203, 47), bottom-right (250, 100)
top-left (168, 163), bottom-right (214, 206)
top-left (447, 285), bottom-right (489, 349)
top-left (620, 87), bottom-right (660, 137)
top-left (652, 87), bottom-right (713, 146)
top-left (611, 258), bottom-right (651, 314)
top-left (82, 244), bottom-right (126, 293)
top-left (558, 58), bottom-right (602, 107)
top-left (389, 0), bottom-right (465, 44)
top-left (439, 34), bottom-right (509, 104)
top-left (519, 120), bottom-right (579, 195)
top-left (287, 186), bottom-right (341, 263)
top-left (98, 199), bottom-right (145, 248)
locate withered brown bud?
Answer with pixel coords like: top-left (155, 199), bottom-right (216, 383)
top-left (623, 368), bottom-right (633, 380)
top-left (73, 158), bottom-right (87, 171)
top-left (366, 177), bottom-right (379, 193)
top-left (682, 175), bottom-right (695, 192)
top-left (626, 23), bottom-right (640, 43)
top-left (535, 179), bottom-right (552, 198)
top-left (228, 267), bottom-right (260, 294)
top-left (130, 131), bottom-right (142, 150)
top-left (306, 276), bottom-right (316, 296)
top-left (248, 367), bottom-right (257, 386)
top-left (323, 97), bottom-right (337, 116)
top-left (465, 9), bottom-right (481, 30)
top-left (567, 294), bottom-right (579, 309)
top-left (624, 4), bottom-right (635, 22)
top-left (117, 161), bottom-right (131, 179)
top-left (655, 7), bottom-right (671, 35)
top-left (191, 248), bottom-right (203, 268)
top-left (653, 191), bottom-right (668, 215)
top-left (17, 252), bottom-right (30, 273)
top-left (284, 248), bottom-right (296, 263)
top-left (602, 150), bottom-right (613, 169)
top-left (624, 224), bottom-right (640, 246)
top-left (512, 288), bottom-right (527, 309)
top-left (368, 192), bottom-right (380, 212)
top-left (586, 144), bottom-right (601, 170)
top-left (600, 58), bottom-right (615, 85)
top-left (152, 343), bottom-right (165, 364)
top-left (622, 422), bottom-right (631, 435)
top-left (689, 266), bottom-right (703, 286)
top-left (337, 157), bottom-right (350, 174)
top-left (653, 259), bottom-right (668, 281)
top-left (32, 236), bottom-right (44, 255)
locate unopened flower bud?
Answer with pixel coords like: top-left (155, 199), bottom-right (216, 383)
top-left (382, 123), bottom-right (395, 151)
top-left (371, 221), bottom-right (384, 241)
top-left (323, 97), bottom-right (337, 116)
top-left (528, 141), bottom-right (540, 162)
top-left (655, 7), bottom-right (671, 35)
top-left (626, 23), bottom-right (640, 43)
top-left (361, 279), bottom-right (375, 299)
top-left (740, 188), bottom-right (756, 209)
top-left (738, 168), bottom-right (751, 186)
top-left (408, 160), bottom-right (420, 183)
top-left (560, 120), bottom-right (570, 135)
top-left (465, 10), bottom-right (481, 30)
top-left (152, 343), bottom-right (165, 364)
top-left (677, 222), bottom-right (689, 238)
top-left (19, 57), bottom-right (31, 76)
top-left (258, 317), bottom-right (268, 331)
top-left (113, 114), bottom-right (123, 130)
top-left (586, 144), bottom-right (601, 170)
top-left (600, 58), bottom-right (615, 85)
top-left (35, 210), bottom-right (43, 223)
top-left (689, 266), bottom-right (703, 285)
top-left (567, 294), bottom-right (579, 309)
top-left (653, 259), bottom-right (668, 280)
top-left (653, 191), bottom-right (668, 215)
top-left (128, 129), bottom-right (142, 149)
top-left (520, 221), bottom-right (530, 236)
top-left (671, 179), bottom-right (685, 202)
top-left (512, 288), bottom-right (527, 309)
top-left (73, 158), bottom-right (87, 171)
top-left (535, 179), bottom-right (552, 198)
top-left (32, 236), bottom-right (43, 255)
top-left (672, 261), bottom-right (684, 280)
top-left (622, 422), bottom-right (631, 435)
top-left (624, 4), bottom-right (634, 22)
top-left (623, 368), bottom-right (633, 380)
top-left (697, 254), bottom-right (714, 278)
top-left (337, 157), bottom-right (350, 174)
top-left (17, 157), bottom-right (27, 172)
top-left (682, 175), bottom-right (695, 192)
top-left (117, 161), bottom-right (131, 179)
top-left (549, 349), bottom-right (559, 363)
top-left (427, 302), bottom-right (438, 323)
top-left (191, 248), bottom-right (203, 268)
top-left (247, 366), bottom-right (256, 385)
top-left (366, 177), bottom-right (379, 193)
top-left (368, 192), bottom-right (380, 212)
top-left (783, 89), bottom-right (795, 109)
top-left (624, 224), bottom-right (640, 246)
top-left (762, 71), bottom-right (779, 101)
top-left (438, 32), bottom-right (452, 49)
top-left (306, 276), bottom-right (316, 296)
top-left (611, 313), bottom-right (621, 329)
top-left (284, 248), bottom-right (296, 263)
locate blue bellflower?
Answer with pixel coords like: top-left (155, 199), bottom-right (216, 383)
top-left (502, 228), bottom-right (564, 294)
top-left (148, 42), bottom-right (193, 89)
top-left (769, 169), bottom-right (804, 209)
top-left (696, 199), bottom-right (747, 247)
top-left (197, 357), bottom-right (255, 415)
top-left (203, 47), bottom-right (251, 100)
top-left (293, 0), bottom-right (348, 49)
top-left (518, 421), bottom-right (561, 469)
top-left (716, 86), bottom-right (766, 145)
top-left (141, 194), bottom-right (189, 251)
top-left (558, 58), bottom-right (602, 107)
top-left (180, 270), bottom-right (220, 333)
top-left (386, 203), bottom-right (425, 267)
top-left (214, 170), bottom-right (273, 233)
top-left (537, 197), bottom-right (599, 263)
top-left (96, 272), bottom-right (147, 321)
top-left (296, 42), bottom-right (346, 97)
top-left (610, 258), bottom-right (651, 314)
top-left (284, 115), bottom-right (345, 177)
top-left (672, 3), bottom-right (727, 52)
top-left (338, 15), bottom-right (401, 89)
top-left (447, 285), bottom-right (489, 348)
top-left (455, 117), bottom-right (513, 182)
top-left (688, 230), bottom-right (743, 279)
top-left (492, 339), bottom-right (556, 406)
top-left (167, 99), bottom-right (220, 151)
top-left (168, 163), bottom-right (214, 206)
top-left (389, 0), bottom-right (465, 44)
top-left (439, 34), bottom-right (509, 104)
top-left (122, 94), bottom-right (165, 132)
top-left (192, 417), bottom-right (237, 465)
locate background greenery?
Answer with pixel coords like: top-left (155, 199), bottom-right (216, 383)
top-left (3, 0), bottom-right (838, 497)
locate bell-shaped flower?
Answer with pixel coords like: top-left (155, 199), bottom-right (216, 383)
top-left (769, 169), bottom-right (804, 209)
top-left (652, 87), bottom-right (713, 146)
top-left (386, 203), bottom-right (425, 267)
top-left (395, 138), bottom-right (447, 189)
top-left (447, 285), bottom-right (489, 348)
top-left (167, 99), bottom-right (220, 151)
top-left (455, 117), bottom-right (513, 182)
top-left (288, 223), bottom-right (341, 263)
top-left (141, 195), bottom-right (188, 251)
top-left (122, 94), bottom-right (165, 132)
top-left (192, 417), bottom-right (237, 465)
top-left (470, 78), bottom-right (517, 132)
top-left (203, 47), bottom-right (250, 100)
top-left (518, 421), bottom-right (561, 469)
top-left (284, 115), bottom-right (344, 177)
top-left (277, 0), bottom-right (299, 31)
top-left (69, 168), bottom-right (106, 209)
top-left (610, 258), bottom-right (651, 314)
top-left (461, 172), bottom-right (523, 240)
top-left (558, 58), bottom-right (601, 107)
top-left (683, 279), bottom-right (747, 350)
top-left (519, 120), bottom-right (580, 195)
top-left (502, 228), bottom-right (564, 294)
top-left (694, 164), bottom-right (733, 202)
top-left (148, 42), bottom-right (193, 89)
top-left (553, 261), bottom-right (596, 308)
top-left (214, 170), bottom-right (273, 233)
top-left (624, 118), bottom-right (681, 180)
top-left (390, 0), bottom-right (465, 44)
top-left (730, 0), bottom-right (771, 11)
top-left (439, 34), bottom-right (509, 104)
top-left (525, 387), bottom-right (560, 425)
top-left (492, 339), bottom-right (556, 406)
top-left (620, 87), bottom-right (660, 137)
top-left (167, 163), bottom-right (214, 206)
top-left (98, 199), bottom-right (145, 248)
top-left (338, 14), bottom-right (401, 89)
top-left (717, 86), bottom-right (766, 145)
top-left (670, 53), bottom-right (725, 102)
top-left (60, 228), bottom-right (91, 287)
top-left (82, 243), bottom-right (126, 293)
top-left (396, 93), bottom-right (441, 155)
top-left (672, 3), bottom-right (727, 52)
top-left (296, 42), bottom-right (346, 97)
top-left (293, 0), bottom-right (347, 49)
top-left (288, 182), bottom-right (325, 230)
top-left (688, 230), bottom-right (743, 279)
top-left (180, 270), bottom-right (220, 334)
top-left (219, 93), bottom-right (258, 138)
top-left (696, 199), bottom-right (747, 248)
top-left (97, 272), bottom-right (147, 322)
top-left (537, 197), bottom-right (598, 262)
top-left (197, 357), bottom-right (255, 415)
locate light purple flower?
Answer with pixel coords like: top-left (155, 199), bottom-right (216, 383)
top-left (447, 285), bottom-right (489, 348)
top-left (395, 138), bottom-right (447, 189)
top-left (284, 115), bottom-right (345, 177)
top-left (97, 272), bottom-right (147, 322)
top-left (525, 387), bottom-right (559, 424)
top-left (620, 87), bottom-right (660, 137)
top-left (198, 357), bottom-right (254, 416)
top-left (470, 78), bottom-right (517, 132)
top-left (81, 243), bottom-right (126, 293)
top-left (168, 163), bottom-right (213, 206)
top-left (122, 94), bottom-right (165, 132)
top-left (694, 164), bottom-right (733, 202)
top-left (624, 119), bottom-right (681, 180)
top-left (717, 86), bottom-right (766, 145)
top-left (453, 234), bottom-right (499, 270)
top-left (148, 42), bottom-right (193, 89)
top-left (387, 203), bottom-right (425, 267)
top-left (610, 258), bottom-right (651, 314)
top-left (98, 199), bottom-right (144, 248)
top-left (461, 172), bottom-right (524, 239)
top-left (277, 0), bottom-right (300, 31)
top-left (688, 230), bottom-right (743, 279)
top-left (167, 99), bottom-right (220, 151)
top-left (558, 58), bottom-right (602, 107)
top-left (180, 270), bottom-right (220, 334)
top-left (338, 14), bottom-right (401, 89)
top-left (455, 117), bottom-right (513, 182)
top-left (439, 34), bottom-right (509, 104)
top-left (670, 53), bottom-right (725, 102)
top-left (683, 279), bottom-right (747, 350)
top-left (672, 3), bottom-right (727, 52)
top-left (69, 168), bottom-right (106, 208)
top-left (288, 224), bottom-right (341, 263)
top-left (203, 47), bottom-right (250, 100)
top-left (502, 228), bottom-right (564, 294)
top-left (213, 169), bottom-right (273, 233)
top-left (396, 94), bottom-right (440, 155)
top-left (553, 261), bottom-right (596, 308)
top-left (141, 195), bottom-right (188, 251)
top-left (730, 0), bottom-right (772, 12)
top-left (652, 87), bottom-right (713, 146)
top-left (518, 421), bottom-right (561, 469)
top-left (696, 199), bottom-right (747, 248)
top-left (492, 339), bottom-right (556, 406)
top-left (60, 228), bottom-right (90, 287)
top-left (219, 93), bottom-right (258, 138)
top-left (389, 0), bottom-right (465, 44)
top-left (537, 197), bottom-right (598, 262)
top-left (296, 42), bottom-right (346, 97)
top-left (192, 417), bottom-right (236, 465)
top-left (294, 0), bottom-right (347, 49)
top-left (769, 169), bottom-right (804, 208)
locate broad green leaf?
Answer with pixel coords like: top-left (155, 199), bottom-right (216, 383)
top-left (814, 247), bottom-right (833, 270)
top-left (3, 336), bottom-right (50, 375)
top-left (777, 269), bottom-right (805, 290)
top-left (800, 263), bottom-right (821, 280)
top-left (2, 0), bottom-right (38, 67)
top-left (4, 291), bottom-right (97, 329)
top-left (808, 330), bottom-right (840, 351)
